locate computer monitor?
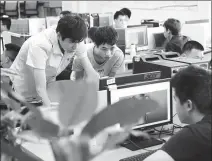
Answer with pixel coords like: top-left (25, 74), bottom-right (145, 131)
top-left (153, 32), bottom-right (166, 49)
top-left (108, 78), bottom-right (172, 129)
top-left (99, 13), bottom-right (113, 27)
top-left (147, 26), bottom-right (165, 50)
top-left (125, 26), bottom-right (148, 49)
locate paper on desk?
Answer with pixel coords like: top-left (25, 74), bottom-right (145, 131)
top-left (52, 80), bottom-right (98, 127)
top-left (81, 98), bottom-right (159, 138)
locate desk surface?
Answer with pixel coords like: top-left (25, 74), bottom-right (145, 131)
top-left (22, 135), bottom-right (170, 161)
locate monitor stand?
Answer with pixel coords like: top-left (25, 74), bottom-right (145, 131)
top-left (119, 134), bottom-right (164, 151)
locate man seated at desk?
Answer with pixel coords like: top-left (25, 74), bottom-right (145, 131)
top-left (181, 40), bottom-right (204, 59)
top-left (0, 15), bottom-right (12, 54)
top-left (113, 11), bottom-right (128, 29)
top-left (120, 8), bottom-right (131, 24)
top-left (71, 26), bottom-right (125, 80)
top-left (1, 43), bottom-right (20, 83)
top-left (143, 65), bottom-right (211, 161)
top-left (10, 16), bottom-right (99, 107)
top-left (163, 18), bottom-right (190, 54)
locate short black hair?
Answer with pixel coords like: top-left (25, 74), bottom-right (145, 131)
top-left (0, 15), bottom-right (11, 30)
top-left (56, 16), bottom-right (87, 42)
top-left (5, 43), bottom-right (20, 61)
top-left (120, 8), bottom-right (131, 18)
top-left (88, 27), bottom-right (98, 42)
top-left (60, 10), bottom-right (72, 17)
top-left (182, 40), bottom-right (204, 54)
top-left (114, 11), bottom-right (125, 20)
top-left (93, 26), bottom-right (118, 47)
top-left (171, 65), bottom-right (211, 114)
top-left (163, 18), bottom-right (181, 35)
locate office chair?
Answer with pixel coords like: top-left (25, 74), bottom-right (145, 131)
top-left (0, 1), bottom-right (4, 16)
top-left (44, 1), bottom-right (62, 16)
top-left (4, 1), bottom-right (18, 18)
top-left (23, 1), bottom-right (39, 18)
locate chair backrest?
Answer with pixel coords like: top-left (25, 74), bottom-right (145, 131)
top-left (4, 1), bottom-right (18, 17)
top-left (25, 1), bottom-right (38, 10)
top-left (24, 1), bottom-right (38, 16)
top-left (5, 1), bottom-right (18, 11)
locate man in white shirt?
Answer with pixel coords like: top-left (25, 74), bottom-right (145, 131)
top-left (0, 15), bottom-right (11, 54)
top-left (71, 26), bottom-right (125, 80)
top-left (10, 16), bottom-right (99, 107)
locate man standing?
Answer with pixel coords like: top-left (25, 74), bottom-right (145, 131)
top-left (10, 16), bottom-right (99, 107)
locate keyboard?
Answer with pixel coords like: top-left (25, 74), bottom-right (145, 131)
top-left (119, 150), bottom-right (157, 161)
top-left (119, 137), bottom-right (163, 151)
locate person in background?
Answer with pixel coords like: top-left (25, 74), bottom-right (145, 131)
top-left (144, 65), bottom-right (211, 161)
top-left (163, 18), bottom-right (190, 54)
top-left (59, 10), bottom-right (72, 18)
top-left (0, 15), bottom-right (11, 34)
top-left (10, 16), bottom-right (99, 107)
top-left (0, 15), bottom-right (12, 55)
top-left (120, 8), bottom-right (131, 23)
top-left (181, 40), bottom-right (204, 59)
top-left (71, 26), bottom-right (125, 80)
top-left (1, 43), bottom-right (20, 68)
top-left (113, 11), bottom-right (127, 29)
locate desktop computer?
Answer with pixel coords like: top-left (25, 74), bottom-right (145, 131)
top-left (108, 78), bottom-right (173, 151)
top-left (133, 54), bottom-right (189, 78)
top-left (99, 71), bottom-right (162, 91)
top-left (116, 26), bottom-right (148, 55)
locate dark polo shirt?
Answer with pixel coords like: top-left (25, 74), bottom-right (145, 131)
top-left (165, 35), bottom-right (190, 54)
top-left (162, 115), bottom-right (211, 161)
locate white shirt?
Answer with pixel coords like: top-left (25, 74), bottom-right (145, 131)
top-left (10, 26), bottom-right (87, 101)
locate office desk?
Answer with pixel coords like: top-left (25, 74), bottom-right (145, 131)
top-left (21, 135), bottom-right (170, 161)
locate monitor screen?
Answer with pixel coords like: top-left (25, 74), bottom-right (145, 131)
top-left (147, 27), bottom-right (164, 50)
top-left (154, 33), bottom-right (166, 49)
top-left (99, 13), bottom-right (113, 27)
top-left (109, 79), bottom-right (172, 129)
top-left (125, 26), bottom-right (148, 49)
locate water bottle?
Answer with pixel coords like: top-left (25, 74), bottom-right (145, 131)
top-left (130, 44), bottom-right (136, 59)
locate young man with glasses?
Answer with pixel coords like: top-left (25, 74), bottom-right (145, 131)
top-left (71, 26), bottom-right (124, 80)
top-left (10, 16), bottom-right (99, 107)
